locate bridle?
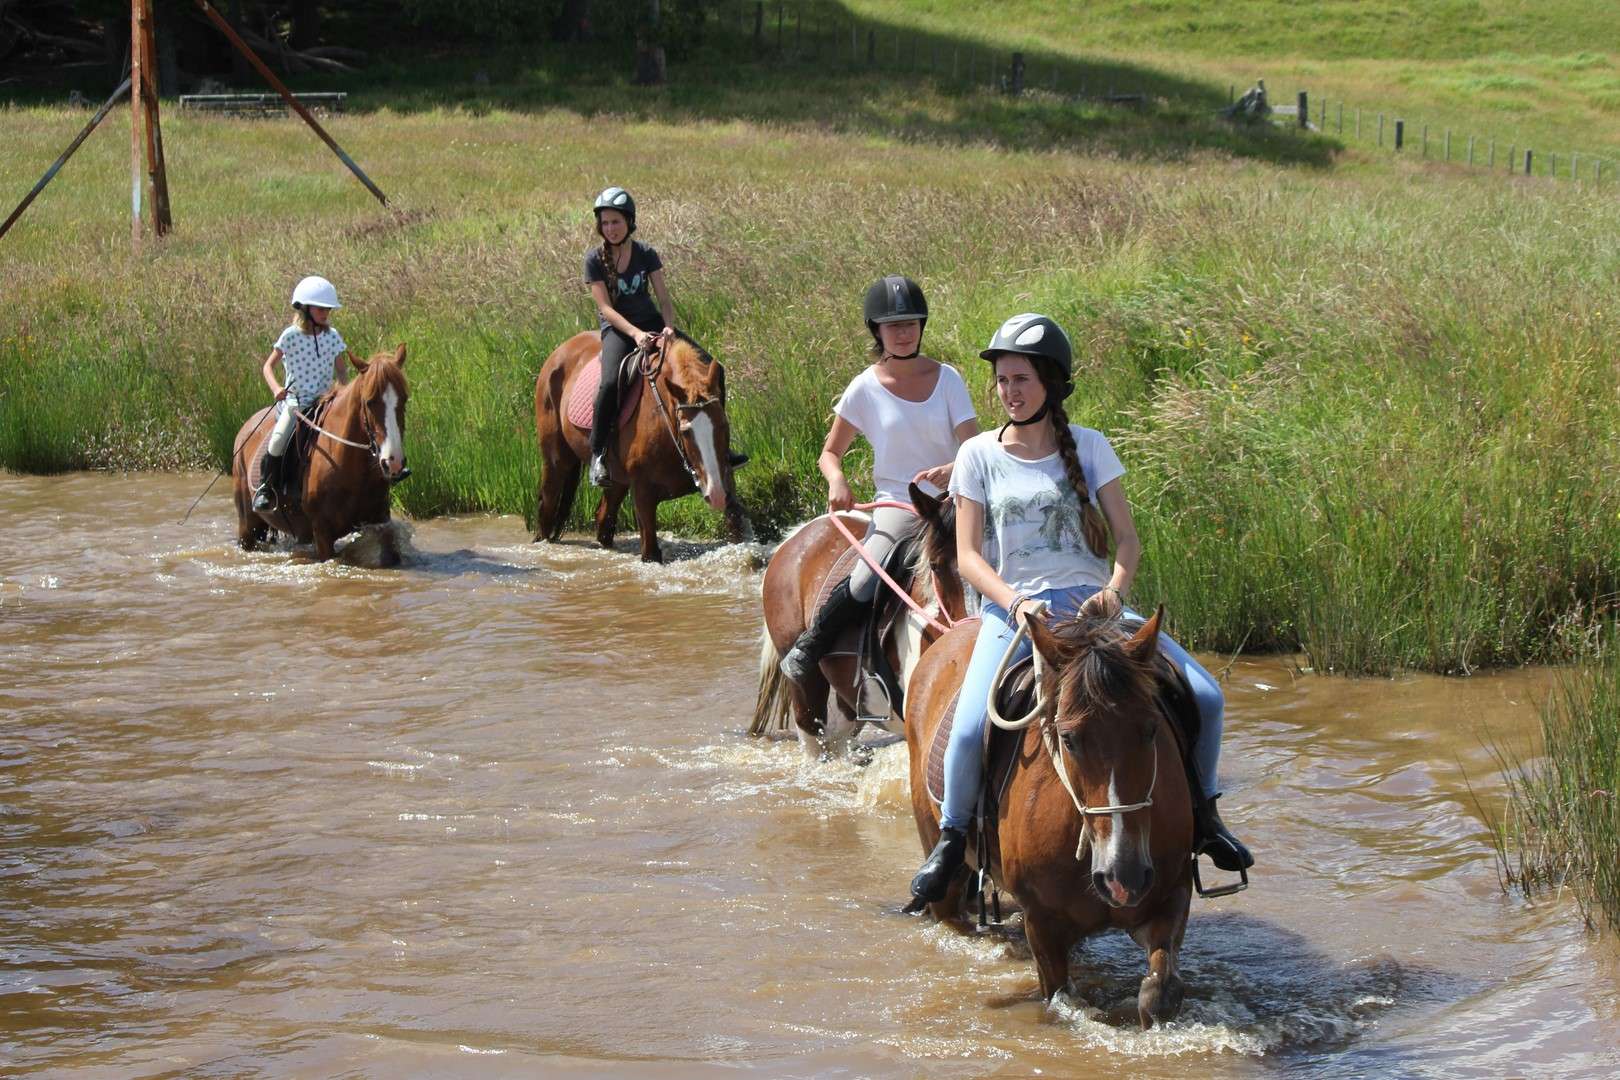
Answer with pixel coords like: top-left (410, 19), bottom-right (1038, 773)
top-left (986, 612), bottom-right (1159, 860)
top-left (293, 373), bottom-right (396, 477)
top-left (637, 342), bottom-right (722, 492)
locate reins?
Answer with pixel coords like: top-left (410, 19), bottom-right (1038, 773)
top-left (292, 378), bottom-right (395, 477)
top-left (826, 501), bottom-right (958, 636)
top-left (984, 612), bottom-right (1158, 860)
top-left (634, 342), bottom-right (722, 493)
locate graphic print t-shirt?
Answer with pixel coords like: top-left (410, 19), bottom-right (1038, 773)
top-left (949, 425), bottom-right (1125, 595)
top-left (275, 324), bottom-right (346, 409)
top-left (583, 240), bottom-right (664, 332)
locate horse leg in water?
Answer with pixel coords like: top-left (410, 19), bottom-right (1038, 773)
top-left (312, 519), bottom-right (338, 562)
top-left (535, 437), bottom-right (582, 544)
top-left (1130, 888), bottom-right (1190, 1028)
top-left (1023, 903), bottom-right (1085, 1002)
top-left (235, 483), bottom-right (267, 551)
top-left (819, 684), bottom-right (859, 761)
top-left (630, 480), bottom-right (664, 563)
top-left (595, 483), bottom-right (628, 550)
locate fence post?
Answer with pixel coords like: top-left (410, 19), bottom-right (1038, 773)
top-left (1297, 90), bottom-right (1308, 129)
top-left (1444, 130), bottom-right (1451, 161)
top-left (1421, 124), bottom-right (1427, 158)
top-left (1550, 152), bottom-right (1558, 177)
top-left (1010, 51), bottom-right (1025, 95)
top-left (1356, 108), bottom-right (1361, 139)
top-left (1524, 148), bottom-right (1533, 175)
top-left (1393, 118), bottom-right (1402, 150)
top-left (1378, 113), bottom-right (1384, 146)
top-left (1320, 97), bottom-right (1326, 128)
top-left (1489, 140), bottom-right (1495, 167)
top-left (1338, 102), bottom-right (1343, 133)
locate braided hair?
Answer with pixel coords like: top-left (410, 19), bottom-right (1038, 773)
top-left (1037, 361), bottom-right (1110, 559)
top-left (597, 235), bottom-right (621, 301)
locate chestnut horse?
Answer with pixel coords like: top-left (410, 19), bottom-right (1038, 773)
top-left (754, 485), bottom-right (967, 758)
top-left (905, 609), bottom-right (1197, 1029)
top-left (533, 330), bottom-right (747, 563)
top-left (232, 344), bottom-right (409, 564)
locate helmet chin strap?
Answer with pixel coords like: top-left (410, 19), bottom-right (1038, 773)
top-left (996, 401), bottom-right (1051, 441)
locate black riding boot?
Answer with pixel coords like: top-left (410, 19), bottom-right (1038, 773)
top-left (252, 451), bottom-right (284, 512)
top-left (590, 379), bottom-right (620, 488)
top-left (778, 579), bottom-right (867, 683)
top-left (910, 826), bottom-right (967, 904)
top-left (1193, 793), bottom-right (1253, 872)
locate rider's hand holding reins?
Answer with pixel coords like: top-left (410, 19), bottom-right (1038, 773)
top-left (273, 386), bottom-right (289, 402)
top-left (1079, 586), bottom-right (1125, 620)
top-left (912, 462), bottom-right (953, 491)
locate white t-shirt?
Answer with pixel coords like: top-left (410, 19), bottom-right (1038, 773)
top-left (275, 324), bottom-right (346, 408)
top-left (950, 425), bottom-right (1126, 595)
top-left (833, 362), bottom-right (976, 502)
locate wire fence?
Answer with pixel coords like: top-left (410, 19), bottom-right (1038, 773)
top-left (707, 0), bottom-right (1618, 186)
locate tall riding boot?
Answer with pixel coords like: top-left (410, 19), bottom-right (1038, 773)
top-left (252, 452), bottom-right (283, 512)
top-left (590, 379), bottom-right (620, 488)
top-left (1193, 793), bottom-right (1253, 872)
top-left (910, 826), bottom-right (967, 904)
top-left (778, 579), bottom-right (868, 683)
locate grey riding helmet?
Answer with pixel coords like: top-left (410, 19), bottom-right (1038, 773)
top-left (863, 275), bottom-right (928, 341)
top-left (979, 313), bottom-right (1074, 400)
top-left (593, 186), bottom-right (636, 233)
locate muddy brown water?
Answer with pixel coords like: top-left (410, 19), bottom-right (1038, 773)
top-left (2, 472), bottom-right (1617, 1078)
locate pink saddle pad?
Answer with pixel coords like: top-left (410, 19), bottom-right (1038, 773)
top-left (566, 355), bottom-right (644, 432)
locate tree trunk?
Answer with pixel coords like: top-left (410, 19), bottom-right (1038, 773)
top-left (289, 0), bottom-right (320, 50)
top-left (634, 0), bottom-right (663, 85)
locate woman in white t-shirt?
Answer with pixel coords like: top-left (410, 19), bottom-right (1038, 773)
top-left (909, 313), bottom-right (1252, 906)
top-left (778, 276), bottom-right (979, 682)
top-left (252, 275), bottom-right (358, 512)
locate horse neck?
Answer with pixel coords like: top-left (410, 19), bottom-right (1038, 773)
top-left (329, 366), bottom-right (388, 444)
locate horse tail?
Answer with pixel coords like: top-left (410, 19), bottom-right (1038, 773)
top-left (749, 624), bottom-right (793, 737)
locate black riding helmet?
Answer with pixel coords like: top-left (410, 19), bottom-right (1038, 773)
top-left (593, 186), bottom-right (636, 234)
top-left (863, 275), bottom-right (928, 344)
top-left (979, 312), bottom-right (1075, 401)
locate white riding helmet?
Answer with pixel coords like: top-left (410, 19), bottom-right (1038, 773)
top-left (290, 275), bottom-right (342, 310)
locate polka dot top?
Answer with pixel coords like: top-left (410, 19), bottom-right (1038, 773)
top-left (275, 324), bottom-right (346, 408)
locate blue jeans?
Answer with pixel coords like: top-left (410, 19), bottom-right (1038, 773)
top-left (939, 584), bottom-right (1225, 831)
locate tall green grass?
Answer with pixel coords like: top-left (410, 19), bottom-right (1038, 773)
top-left (2, 101), bottom-right (1617, 674)
top-left (1496, 626), bottom-right (1620, 933)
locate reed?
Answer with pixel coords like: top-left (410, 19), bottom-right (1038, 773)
top-left (1495, 627), bottom-right (1620, 932)
top-left (2, 101), bottom-right (1617, 674)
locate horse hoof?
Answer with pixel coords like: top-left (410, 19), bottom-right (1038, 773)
top-left (1137, 972), bottom-right (1184, 1029)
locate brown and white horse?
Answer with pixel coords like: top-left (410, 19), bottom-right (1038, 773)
top-left (232, 344), bottom-right (409, 564)
top-left (753, 485), bottom-right (967, 758)
top-left (904, 608), bottom-right (1197, 1028)
top-left (533, 330), bottom-right (747, 563)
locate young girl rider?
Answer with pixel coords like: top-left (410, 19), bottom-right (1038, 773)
top-left (778, 275), bottom-right (980, 682)
top-left (909, 313), bottom-right (1252, 905)
top-left (584, 185), bottom-right (677, 488)
top-left (252, 275), bottom-right (357, 511)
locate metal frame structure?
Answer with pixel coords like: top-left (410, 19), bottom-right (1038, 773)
top-left (0, 0), bottom-right (386, 248)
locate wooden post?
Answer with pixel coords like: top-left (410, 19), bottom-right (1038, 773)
top-left (1356, 108), bottom-right (1361, 139)
top-left (1297, 90), bottom-right (1307, 129)
top-left (1549, 152), bottom-right (1558, 177)
top-left (130, 0), bottom-right (146, 248)
top-left (1421, 123), bottom-right (1427, 157)
top-left (1393, 118), bottom-right (1402, 150)
top-left (1444, 129), bottom-right (1450, 161)
top-left (1524, 148), bottom-right (1533, 175)
top-left (138, 0), bottom-right (171, 237)
top-left (1468, 135), bottom-right (1475, 165)
top-left (1378, 113), bottom-right (1384, 146)
top-left (1338, 101), bottom-right (1343, 132)
top-left (1320, 97), bottom-right (1326, 128)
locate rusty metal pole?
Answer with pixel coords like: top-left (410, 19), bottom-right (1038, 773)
top-left (139, 0), bottom-right (172, 236)
top-left (0, 77), bottom-right (132, 244)
top-left (193, 0), bottom-right (388, 207)
top-left (130, 0), bottom-right (146, 248)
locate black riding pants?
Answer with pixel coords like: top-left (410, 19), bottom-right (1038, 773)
top-left (592, 322), bottom-right (663, 457)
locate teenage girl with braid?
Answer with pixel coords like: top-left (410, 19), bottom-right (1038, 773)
top-left (778, 275), bottom-right (979, 682)
top-left (909, 313), bottom-right (1252, 905)
top-left (584, 185), bottom-right (676, 487)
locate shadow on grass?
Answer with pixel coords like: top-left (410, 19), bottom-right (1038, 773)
top-left (2, 1), bottom-right (1338, 169)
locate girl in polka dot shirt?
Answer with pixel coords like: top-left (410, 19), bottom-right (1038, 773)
top-left (252, 275), bottom-right (359, 512)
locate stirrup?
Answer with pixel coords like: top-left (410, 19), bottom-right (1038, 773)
top-left (589, 453), bottom-right (611, 488)
top-left (1191, 839), bottom-right (1250, 898)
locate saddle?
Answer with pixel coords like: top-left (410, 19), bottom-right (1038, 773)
top-left (565, 350), bottom-right (645, 433)
top-left (250, 393), bottom-right (336, 508)
top-left (808, 530), bottom-right (921, 723)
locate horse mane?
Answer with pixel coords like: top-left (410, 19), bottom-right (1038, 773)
top-left (342, 349), bottom-right (405, 403)
top-left (1046, 616), bottom-right (1159, 731)
top-left (906, 495), bottom-right (958, 613)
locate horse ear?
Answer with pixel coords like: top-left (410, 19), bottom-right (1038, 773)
top-left (394, 342), bottom-right (407, 367)
top-left (1125, 605), bottom-right (1164, 663)
top-left (1026, 611), bottom-right (1066, 669)
top-left (909, 482), bottom-right (941, 521)
top-left (351, 355), bottom-right (370, 373)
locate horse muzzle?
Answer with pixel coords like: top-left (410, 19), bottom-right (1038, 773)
top-left (1093, 862), bottom-right (1153, 909)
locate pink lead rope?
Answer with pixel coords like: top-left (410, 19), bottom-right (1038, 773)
top-left (826, 501), bottom-right (959, 636)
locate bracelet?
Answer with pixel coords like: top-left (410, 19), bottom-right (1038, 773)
top-left (1007, 593), bottom-right (1028, 620)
